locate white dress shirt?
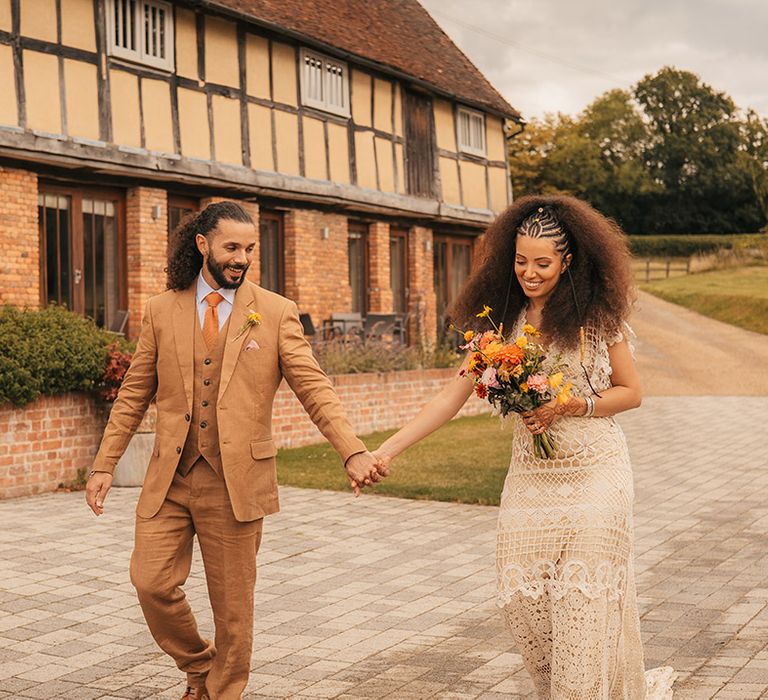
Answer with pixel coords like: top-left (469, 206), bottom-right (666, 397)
top-left (196, 274), bottom-right (236, 331)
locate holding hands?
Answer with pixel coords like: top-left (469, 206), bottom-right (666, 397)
top-left (344, 450), bottom-right (391, 496)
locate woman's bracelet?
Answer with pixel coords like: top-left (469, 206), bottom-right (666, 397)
top-left (584, 396), bottom-right (595, 417)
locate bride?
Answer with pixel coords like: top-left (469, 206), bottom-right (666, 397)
top-left (373, 196), bottom-right (674, 698)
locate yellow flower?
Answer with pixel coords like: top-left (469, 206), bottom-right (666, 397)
top-left (548, 372), bottom-right (563, 389)
top-left (234, 309), bottom-right (262, 340)
top-left (515, 336), bottom-right (528, 349)
top-left (512, 364), bottom-right (524, 378)
top-left (464, 330), bottom-right (475, 342)
top-left (476, 305), bottom-right (493, 318)
top-left (483, 340), bottom-right (503, 359)
top-left (557, 382), bottom-right (574, 405)
top-left (520, 382), bottom-right (529, 392)
top-left (522, 323), bottom-right (541, 336)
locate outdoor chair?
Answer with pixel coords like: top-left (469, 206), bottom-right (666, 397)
top-left (322, 312), bottom-right (364, 342)
top-left (364, 313), bottom-right (407, 344)
top-left (299, 312), bottom-right (316, 337)
top-left (108, 309), bottom-right (130, 336)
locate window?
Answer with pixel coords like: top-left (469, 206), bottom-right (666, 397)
top-left (38, 186), bottom-right (126, 330)
top-left (348, 222), bottom-right (369, 314)
top-left (168, 195), bottom-right (198, 238)
top-left (434, 234), bottom-right (473, 334)
top-left (457, 106), bottom-right (486, 157)
top-left (107, 0), bottom-right (174, 71)
top-left (389, 228), bottom-right (409, 315)
top-left (300, 48), bottom-right (350, 117)
top-left (259, 211), bottom-right (285, 294)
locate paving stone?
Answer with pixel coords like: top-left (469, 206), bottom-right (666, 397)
top-left (0, 397), bottom-right (766, 697)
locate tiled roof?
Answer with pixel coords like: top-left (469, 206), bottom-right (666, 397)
top-left (206, 0), bottom-right (520, 119)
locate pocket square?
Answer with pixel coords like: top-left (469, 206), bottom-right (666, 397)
top-left (244, 339), bottom-right (261, 352)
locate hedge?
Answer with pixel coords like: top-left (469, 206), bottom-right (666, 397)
top-left (627, 233), bottom-right (768, 258)
top-left (0, 305), bottom-right (132, 407)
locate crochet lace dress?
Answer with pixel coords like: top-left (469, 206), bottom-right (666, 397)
top-left (496, 318), bottom-right (675, 699)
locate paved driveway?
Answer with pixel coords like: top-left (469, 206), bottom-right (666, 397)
top-left (1, 396), bottom-right (767, 699)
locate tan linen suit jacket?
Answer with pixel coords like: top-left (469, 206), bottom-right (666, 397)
top-left (92, 280), bottom-right (366, 521)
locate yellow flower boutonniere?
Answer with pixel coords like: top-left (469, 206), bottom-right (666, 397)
top-left (233, 310), bottom-right (262, 340)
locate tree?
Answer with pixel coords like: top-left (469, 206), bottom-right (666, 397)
top-left (505, 67), bottom-right (765, 233)
top-left (741, 110), bottom-right (768, 228)
top-left (634, 67), bottom-right (761, 232)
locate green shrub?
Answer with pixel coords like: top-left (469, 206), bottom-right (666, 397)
top-left (628, 233), bottom-right (768, 258)
top-left (0, 305), bottom-right (121, 407)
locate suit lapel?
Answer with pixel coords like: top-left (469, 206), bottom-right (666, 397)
top-left (219, 282), bottom-right (257, 400)
top-left (173, 286), bottom-right (197, 411)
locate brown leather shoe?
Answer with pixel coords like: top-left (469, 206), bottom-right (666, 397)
top-left (181, 687), bottom-right (209, 700)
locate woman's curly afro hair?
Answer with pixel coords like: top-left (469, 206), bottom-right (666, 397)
top-left (450, 195), bottom-right (636, 348)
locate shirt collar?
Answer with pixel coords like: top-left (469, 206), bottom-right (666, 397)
top-left (196, 273), bottom-right (236, 306)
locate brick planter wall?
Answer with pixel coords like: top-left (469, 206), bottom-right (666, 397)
top-left (271, 367), bottom-right (486, 447)
top-left (0, 394), bottom-right (104, 499)
top-left (0, 368), bottom-right (487, 498)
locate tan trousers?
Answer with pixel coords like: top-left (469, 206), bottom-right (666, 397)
top-left (130, 458), bottom-right (263, 700)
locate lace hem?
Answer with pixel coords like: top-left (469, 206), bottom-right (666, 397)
top-left (646, 666), bottom-right (675, 699)
top-left (496, 558), bottom-right (627, 605)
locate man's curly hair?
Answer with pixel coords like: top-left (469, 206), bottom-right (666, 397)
top-left (450, 195), bottom-right (636, 349)
top-left (166, 201), bottom-right (254, 291)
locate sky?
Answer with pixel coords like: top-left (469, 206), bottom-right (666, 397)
top-left (418, 0), bottom-right (768, 123)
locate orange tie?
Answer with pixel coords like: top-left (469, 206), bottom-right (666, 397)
top-left (202, 292), bottom-right (224, 349)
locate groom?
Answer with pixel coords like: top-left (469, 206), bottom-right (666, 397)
top-left (85, 201), bottom-right (385, 699)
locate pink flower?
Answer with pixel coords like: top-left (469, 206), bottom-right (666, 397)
top-left (481, 366), bottom-right (500, 388)
top-left (526, 373), bottom-right (550, 395)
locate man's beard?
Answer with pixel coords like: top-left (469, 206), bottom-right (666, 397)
top-left (206, 255), bottom-right (249, 290)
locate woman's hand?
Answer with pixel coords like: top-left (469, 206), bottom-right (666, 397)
top-left (521, 400), bottom-right (560, 434)
top-left (371, 448), bottom-right (393, 473)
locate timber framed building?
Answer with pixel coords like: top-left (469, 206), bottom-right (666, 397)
top-left (0, 0), bottom-right (521, 342)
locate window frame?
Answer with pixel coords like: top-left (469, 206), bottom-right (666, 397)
top-left (347, 221), bottom-right (370, 315)
top-left (258, 210), bottom-right (286, 295)
top-left (456, 106), bottom-right (487, 157)
top-left (168, 195), bottom-right (199, 239)
top-left (389, 227), bottom-right (409, 315)
top-left (299, 47), bottom-right (351, 118)
top-left (106, 0), bottom-right (175, 72)
top-left (38, 183), bottom-right (127, 329)
top-left (433, 233), bottom-right (474, 333)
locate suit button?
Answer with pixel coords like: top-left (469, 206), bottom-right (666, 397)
top-left (201, 400), bottom-right (209, 407)
top-left (203, 379), bottom-right (211, 386)
top-left (204, 358), bottom-right (211, 365)
top-left (176, 446), bottom-right (182, 454)
top-left (200, 421), bottom-right (208, 429)
top-left (184, 414), bottom-right (190, 421)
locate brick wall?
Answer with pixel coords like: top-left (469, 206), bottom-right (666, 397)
top-left (0, 368), bottom-right (486, 498)
top-left (367, 221), bottom-right (393, 312)
top-left (0, 167), bottom-right (39, 308)
top-left (271, 368), bottom-right (486, 448)
top-left (284, 209), bottom-right (351, 324)
top-left (408, 225), bottom-right (437, 346)
top-left (126, 187), bottom-right (169, 338)
top-left (0, 394), bottom-right (104, 499)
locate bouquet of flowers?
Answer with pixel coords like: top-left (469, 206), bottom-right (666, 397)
top-left (453, 306), bottom-right (574, 459)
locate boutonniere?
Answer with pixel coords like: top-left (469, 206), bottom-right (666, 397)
top-left (233, 310), bottom-right (262, 340)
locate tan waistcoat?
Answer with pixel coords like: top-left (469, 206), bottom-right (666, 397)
top-left (178, 315), bottom-right (231, 475)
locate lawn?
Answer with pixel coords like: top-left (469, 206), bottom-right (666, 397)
top-left (641, 266), bottom-right (768, 335)
top-left (276, 412), bottom-right (511, 506)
